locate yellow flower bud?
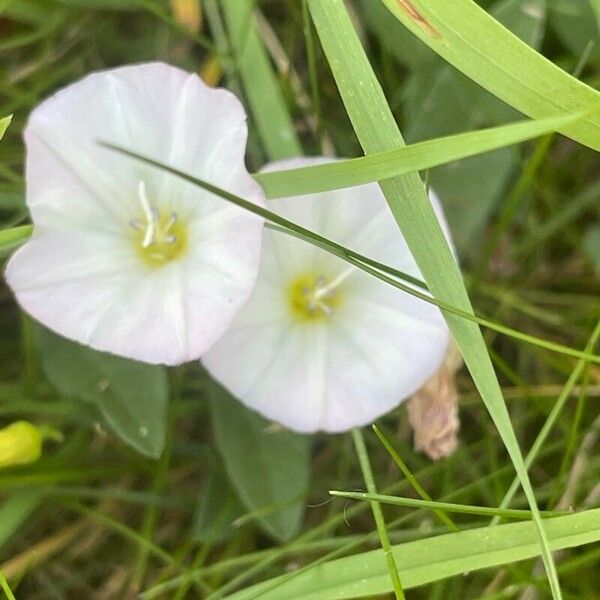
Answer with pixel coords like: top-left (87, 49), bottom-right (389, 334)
top-left (170, 0), bottom-right (202, 32)
top-left (0, 421), bottom-right (43, 468)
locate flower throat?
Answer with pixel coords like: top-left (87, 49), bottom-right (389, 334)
top-left (130, 181), bottom-right (188, 267)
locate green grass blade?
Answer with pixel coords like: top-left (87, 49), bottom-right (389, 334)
top-left (255, 112), bottom-right (583, 198)
top-left (0, 115), bottom-right (12, 140)
top-left (223, 508), bottom-right (600, 600)
top-left (306, 1), bottom-right (562, 597)
top-left (352, 429), bottom-right (405, 600)
top-left (0, 569), bottom-right (16, 600)
top-left (328, 491), bottom-right (565, 520)
top-left (492, 317), bottom-right (600, 524)
top-left (378, 0), bottom-right (600, 151)
top-left (221, 0), bottom-right (301, 159)
top-left (0, 224), bottom-right (33, 257)
top-left (99, 141), bottom-right (600, 367)
top-left (372, 425), bottom-right (458, 531)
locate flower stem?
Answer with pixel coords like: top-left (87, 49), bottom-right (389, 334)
top-left (351, 427), bottom-right (405, 600)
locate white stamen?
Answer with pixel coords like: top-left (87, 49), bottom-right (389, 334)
top-left (138, 181), bottom-right (158, 248)
top-left (313, 266), bottom-right (356, 301)
top-left (166, 213), bottom-right (178, 228)
top-left (138, 181), bottom-right (154, 222)
top-left (143, 222), bottom-right (156, 248)
top-left (304, 277), bottom-right (337, 316)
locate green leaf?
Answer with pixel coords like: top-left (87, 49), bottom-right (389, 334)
top-left (328, 490), bottom-right (564, 520)
top-left (357, 0), bottom-right (436, 69)
top-left (378, 0), bottom-right (600, 151)
top-left (0, 490), bottom-right (43, 550)
top-left (0, 225), bottom-right (33, 259)
top-left (307, 0), bottom-right (562, 596)
top-left (0, 115), bottom-right (12, 141)
top-left (209, 381), bottom-right (311, 542)
top-left (193, 466), bottom-right (245, 544)
top-left (403, 0), bottom-right (546, 252)
top-left (255, 112), bottom-right (578, 199)
top-left (221, 0), bottom-right (301, 160)
top-left (224, 508), bottom-right (600, 600)
top-left (582, 224), bottom-right (600, 269)
top-left (35, 326), bottom-right (168, 459)
top-left (549, 0), bottom-right (600, 61)
top-left (57, 0), bottom-right (139, 10)
top-left (100, 140), bottom-right (600, 365)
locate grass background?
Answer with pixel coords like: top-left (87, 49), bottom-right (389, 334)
top-left (0, 0), bottom-right (599, 598)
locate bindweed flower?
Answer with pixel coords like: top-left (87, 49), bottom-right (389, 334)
top-left (6, 63), bottom-right (264, 365)
top-left (203, 157), bottom-right (455, 433)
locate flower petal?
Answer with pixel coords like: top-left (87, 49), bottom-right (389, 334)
top-left (203, 157), bottom-right (454, 432)
top-left (7, 62), bottom-right (264, 365)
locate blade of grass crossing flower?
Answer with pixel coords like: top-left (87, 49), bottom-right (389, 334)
top-left (255, 112), bottom-right (583, 198)
top-left (100, 142), bottom-right (600, 367)
top-left (351, 428), bottom-right (404, 600)
top-left (371, 425), bottom-right (458, 531)
top-left (491, 317), bottom-right (600, 525)
top-left (221, 0), bottom-right (301, 159)
top-left (328, 491), bottom-right (565, 520)
top-left (306, 1), bottom-right (562, 598)
top-left (377, 0), bottom-right (600, 151)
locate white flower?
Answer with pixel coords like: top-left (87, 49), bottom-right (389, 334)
top-left (203, 157), bottom-right (454, 433)
top-left (6, 62), bottom-right (264, 366)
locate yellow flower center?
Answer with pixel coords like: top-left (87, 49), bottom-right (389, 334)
top-left (288, 274), bottom-right (342, 321)
top-left (131, 181), bottom-right (188, 268)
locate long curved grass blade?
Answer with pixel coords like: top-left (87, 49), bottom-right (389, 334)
top-left (378, 0), bottom-right (600, 151)
top-left (99, 141), bottom-right (600, 366)
top-left (328, 490), bottom-right (565, 520)
top-left (223, 508), bottom-right (600, 600)
top-left (221, 0), bottom-right (301, 159)
top-left (306, 1), bottom-right (562, 597)
top-left (255, 112), bottom-right (582, 198)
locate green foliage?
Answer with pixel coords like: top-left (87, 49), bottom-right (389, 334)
top-left (396, 0), bottom-right (545, 253)
top-left (193, 466), bottom-right (245, 544)
top-left (379, 0), bottom-right (600, 151)
top-left (0, 0), bottom-right (598, 598)
top-left (0, 117), bottom-right (12, 141)
top-left (582, 224), bottom-right (600, 268)
top-left (307, 0), bottom-right (561, 595)
top-left (209, 382), bottom-right (311, 542)
top-left (0, 490), bottom-right (43, 550)
top-left (35, 327), bottom-right (168, 458)
top-left (225, 508), bottom-right (600, 600)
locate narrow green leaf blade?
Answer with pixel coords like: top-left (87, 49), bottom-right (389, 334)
top-left (378, 0), bottom-right (600, 151)
top-left (307, 0), bottom-right (562, 596)
top-left (0, 490), bottom-right (44, 550)
top-left (224, 508), bottom-right (600, 600)
top-left (255, 113), bottom-right (581, 198)
top-left (0, 225), bottom-right (33, 258)
top-left (0, 115), bottom-right (12, 141)
top-left (222, 0), bottom-right (301, 159)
